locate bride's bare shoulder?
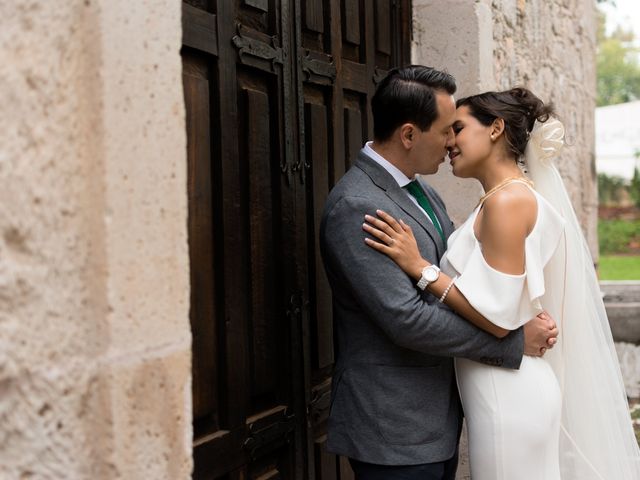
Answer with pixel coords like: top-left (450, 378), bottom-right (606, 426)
top-left (475, 183), bottom-right (536, 273)
top-left (479, 183), bottom-right (537, 240)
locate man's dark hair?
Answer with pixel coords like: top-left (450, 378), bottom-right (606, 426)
top-left (371, 65), bottom-right (456, 142)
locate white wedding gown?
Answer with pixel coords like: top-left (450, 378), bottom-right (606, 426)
top-left (441, 185), bottom-right (565, 480)
top-left (437, 119), bottom-right (640, 479)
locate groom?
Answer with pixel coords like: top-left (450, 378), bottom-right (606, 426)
top-left (319, 66), bottom-right (558, 480)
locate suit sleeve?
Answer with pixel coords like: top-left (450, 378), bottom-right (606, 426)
top-left (321, 195), bottom-right (524, 369)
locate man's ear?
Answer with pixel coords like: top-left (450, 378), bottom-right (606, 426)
top-left (399, 123), bottom-right (416, 149)
top-left (490, 118), bottom-right (505, 140)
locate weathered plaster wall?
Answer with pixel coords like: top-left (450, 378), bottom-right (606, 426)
top-left (491, 0), bottom-right (598, 257)
top-left (0, 1), bottom-right (191, 478)
top-left (413, 0), bottom-right (598, 257)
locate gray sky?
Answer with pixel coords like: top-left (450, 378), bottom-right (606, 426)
top-left (599, 0), bottom-right (640, 41)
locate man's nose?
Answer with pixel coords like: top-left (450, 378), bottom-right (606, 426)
top-left (445, 128), bottom-right (455, 148)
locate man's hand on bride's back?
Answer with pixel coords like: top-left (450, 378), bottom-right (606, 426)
top-left (523, 311), bottom-right (558, 357)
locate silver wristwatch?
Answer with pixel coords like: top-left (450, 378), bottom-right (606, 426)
top-left (417, 265), bottom-right (440, 290)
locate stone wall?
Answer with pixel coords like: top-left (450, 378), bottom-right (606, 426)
top-left (413, 0), bottom-right (598, 257)
top-left (491, 0), bottom-right (598, 257)
top-left (0, 1), bottom-right (191, 478)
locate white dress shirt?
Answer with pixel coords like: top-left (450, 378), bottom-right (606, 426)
top-left (364, 141), bottom-right (437, 225)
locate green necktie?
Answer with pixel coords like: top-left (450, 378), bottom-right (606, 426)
top-left (405, 180), bottom-right (446, 244)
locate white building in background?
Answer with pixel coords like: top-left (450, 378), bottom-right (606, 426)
top-left (596, 100), bottom-right (640, 181)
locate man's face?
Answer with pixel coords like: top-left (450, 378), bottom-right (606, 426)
top-left (410, 92), bottom-right (456, 175)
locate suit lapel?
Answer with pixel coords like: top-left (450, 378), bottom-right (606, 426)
top-left (354, 151), bottom-right (447, 258)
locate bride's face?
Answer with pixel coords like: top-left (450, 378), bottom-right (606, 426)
top-left (448, 106), bottom-right (493, 178)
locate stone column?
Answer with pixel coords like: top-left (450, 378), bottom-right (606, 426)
top-left (0, 1), bottom-right (191, 478)
top-left (412, 0), bottom-right (496, 225)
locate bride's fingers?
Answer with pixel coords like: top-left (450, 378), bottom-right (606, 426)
top-left (399, 219), bottom-right (412, 234)
top-left (364, 214), bottom-right (396, 239)
top-left (364, 237), bottom-right (391, 253)
top-left (362, 222), bottom-right (395, 245)
top-left (375, 210), bottom-right (403, 233)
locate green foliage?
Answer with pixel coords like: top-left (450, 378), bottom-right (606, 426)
top-left (598, 219), bottom-right (640, 254)
top-left (597, 9), bottom-right (640, 106)
top-left (598, 173), bottom-right (627, 205)
top-left (599, 255), bottom-right (640, 280)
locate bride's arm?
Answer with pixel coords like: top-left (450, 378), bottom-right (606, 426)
top-left (363, 193), bottom-right (536, 339)
top-left (365, 211), bottom-right (510, 338)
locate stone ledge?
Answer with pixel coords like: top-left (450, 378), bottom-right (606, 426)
top-left (602, 281), bottom-right (640, 344)
top-left (608, 304), bottom-right (640, 343)
top-left (601, 281), bottom-right (640, 303)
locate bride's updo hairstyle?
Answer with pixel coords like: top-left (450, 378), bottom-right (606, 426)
top-left (456, 87), bottom-right (555, 160)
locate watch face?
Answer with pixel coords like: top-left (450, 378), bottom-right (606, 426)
top-left (425, 267), bottom-right (439, 282)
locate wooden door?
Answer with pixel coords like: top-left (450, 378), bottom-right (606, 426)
top-left (182, 1), bottom-right (410, 478)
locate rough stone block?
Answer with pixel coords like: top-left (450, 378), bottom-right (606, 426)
top-left (104, 346), bottom-right (193, 479)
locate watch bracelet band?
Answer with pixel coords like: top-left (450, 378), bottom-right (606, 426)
top-left (417, 274), bottom-right (429, 290)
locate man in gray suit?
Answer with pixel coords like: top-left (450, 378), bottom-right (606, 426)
top-left (319, 66), bottom-right (558, 479)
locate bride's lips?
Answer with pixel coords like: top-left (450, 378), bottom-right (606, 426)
top-left (449, 151), bottom-right (460, 162)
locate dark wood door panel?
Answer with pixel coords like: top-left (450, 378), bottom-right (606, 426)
top-left (341, 0), bottom-right (363, 62)
top-left (184, 1), bottom-right (411, 478)
top-left (183, 3), bottom-right (218, 55)
top-left (183, 50), bottom-right (219, 426)
top-left (235, 70), bottom-right (290, 417)
top-left (184, 0), bottom-right (215, 13)
top-left (343, 94), bottom-right (366, 172)
top-left (303, 0), bottom-right (325, 34)
top-left (303, 97), bottom-right (334, 373)
top-left (193, 406), bottom-right (296, 479)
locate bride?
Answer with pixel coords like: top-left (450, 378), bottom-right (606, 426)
top-left (363, 88), bottom-right (640, 479)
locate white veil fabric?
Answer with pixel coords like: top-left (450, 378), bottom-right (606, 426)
top-left (525, 119), bottom-right (640, 479)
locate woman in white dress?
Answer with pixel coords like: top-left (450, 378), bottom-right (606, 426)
top-left (363, 88), bottom-right (640, 479)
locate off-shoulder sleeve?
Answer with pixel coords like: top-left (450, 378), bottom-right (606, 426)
top-left (522, 196), bottom-right (565, 308)
top-left (449, 195), bottom-right (565, 330)
top-left (454, 243), bottom-right (535, 329)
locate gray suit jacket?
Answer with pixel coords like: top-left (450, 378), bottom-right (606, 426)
top-left (319, 149), bottom-right (524, 465)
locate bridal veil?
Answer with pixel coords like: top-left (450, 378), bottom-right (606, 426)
top-left (525, 119), bottom-right (640, 479)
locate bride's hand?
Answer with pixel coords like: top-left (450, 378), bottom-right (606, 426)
top-left (363, 210), bottom-right (429, 280)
